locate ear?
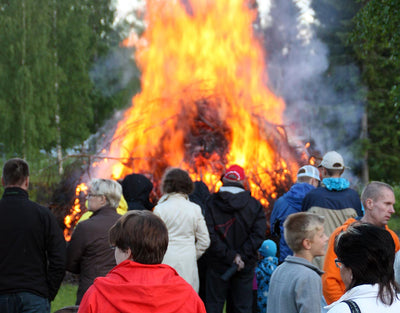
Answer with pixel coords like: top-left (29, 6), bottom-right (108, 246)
top-left (22, 177), bottom-right (29, 190)
top-left (1, 176), bottom-right (4, 187)
top-left (365, 198), bottom-right (373, 210)
top-left (302, 238), bottom-right (312, 250)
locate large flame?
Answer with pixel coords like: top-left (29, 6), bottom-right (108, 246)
top-left (96, 0), bottom-right (299, 197)
top-left (64, 0), bottom-right (303, 238)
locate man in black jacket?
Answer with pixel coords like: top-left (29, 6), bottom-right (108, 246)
top-left (204, 165), bottom-right (266, 313)
top-left (0, 158), bottom-right (66, 313)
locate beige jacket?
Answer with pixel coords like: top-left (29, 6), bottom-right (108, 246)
top-left (154, 193), bottom-right (210, 292)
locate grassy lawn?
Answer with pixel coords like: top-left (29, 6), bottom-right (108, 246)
top-left (51, 283), bottom-right (77, 313)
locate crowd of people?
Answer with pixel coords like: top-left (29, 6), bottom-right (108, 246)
top-left (0, 151), bottom-right (400, 313)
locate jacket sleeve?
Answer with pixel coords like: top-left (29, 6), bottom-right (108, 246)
top-left (322, 226), bottom-right (346, 304)
top-left (45, 211), bottom-right (67, 300)
top-left (194, 207), bottom-right (210, 259)
top-left (66, 223), bottom-right (87, 274)
top-left (239, 202), bottom-right (266, 263)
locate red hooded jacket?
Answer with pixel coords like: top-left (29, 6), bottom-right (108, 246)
top-left (78, 260), bottom-right (206, 313)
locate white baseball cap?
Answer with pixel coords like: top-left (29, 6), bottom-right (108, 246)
top-left (319, 151), bottom-right (345, 170)
top-left (297, 165), bottom-right (320, 181)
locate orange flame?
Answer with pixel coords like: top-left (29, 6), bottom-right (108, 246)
top-left (90, 0), bottom-right (300, 204)
top-left (64, 183), bottom-right (88, 241)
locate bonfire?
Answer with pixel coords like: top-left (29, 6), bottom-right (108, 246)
top-left (60, 0), bottom-right (309, 240)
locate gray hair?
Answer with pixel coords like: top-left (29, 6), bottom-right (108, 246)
top-left (90, 178), bottom-right (122, 209)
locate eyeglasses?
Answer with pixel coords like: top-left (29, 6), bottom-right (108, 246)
top-left (334, 258), bottom-right (344, 269)
top-left (87, 193), bottom-right (103, 198)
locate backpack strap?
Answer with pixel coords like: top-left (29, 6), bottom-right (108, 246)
top-left (342, 300), bottom-right (361, 313)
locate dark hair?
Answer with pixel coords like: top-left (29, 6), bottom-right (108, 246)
top-left (334, 223), bottom-right (400, 305)
top-left (325, 168), bottom-right (344, 177)
top-left (109, 210), bottom-right (168, 264)
top-left (2, 158), bottom-right (29, 186)
top-left (361, 181), bottom-right (394, 207)
top-left (161, 168), bottom-right (194, 195)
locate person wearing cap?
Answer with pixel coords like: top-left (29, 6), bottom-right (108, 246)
top-left (322, 181), bottom-right (400, 306)
top-left (270, 165), bottom-right (320, 263)
top-left (204, 164), bottom-right (266, 313)
top-left (301, 151), bottom-right (362, 269)
top-left (255, 240), bottom-right (278, 313)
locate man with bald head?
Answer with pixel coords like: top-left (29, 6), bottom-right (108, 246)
top-left (322, 181), bottom-right (400, 305)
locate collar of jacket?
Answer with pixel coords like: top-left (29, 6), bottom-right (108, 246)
top-left (91, 204), bottom-right (117, 217)
top-left (2, 187), bottom-right (29, 199)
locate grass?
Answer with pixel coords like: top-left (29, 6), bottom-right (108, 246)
top-left (51, 283), bottom-right (77, 313)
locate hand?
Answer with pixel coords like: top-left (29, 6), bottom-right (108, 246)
top-left (234, 254), bottom-right (245, 271)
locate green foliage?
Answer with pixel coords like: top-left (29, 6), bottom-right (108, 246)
top-left (51, 283), bottom-right (77, 313)
top-left (348, 0), bottom-right (400, 183)
top-left (0, 0), bottom-right (138, 163)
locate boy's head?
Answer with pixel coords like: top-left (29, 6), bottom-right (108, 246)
top-left (283, 212), bottom-right (327, 256)
top-left (259, 239), bottom-right (277, 258)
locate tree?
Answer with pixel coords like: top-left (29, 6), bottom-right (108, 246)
top-left (349, 0), bottom-right (400, 183)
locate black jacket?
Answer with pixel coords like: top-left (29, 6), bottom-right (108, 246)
top-left (0, 187), bottom-right (66, 300)
top-left (66, 205), bottom-right (121, 304)
top-left (205, 185), bottom-right (266, 271)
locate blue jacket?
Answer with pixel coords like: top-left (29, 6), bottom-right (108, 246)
top-left (270, 183), bottom-right (315, 263)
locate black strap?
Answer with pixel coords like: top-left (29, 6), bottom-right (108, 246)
top-left (343, 300), bottom-right (361, 313)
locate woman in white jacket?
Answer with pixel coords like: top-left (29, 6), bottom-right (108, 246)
top-left (154, 168), bottom-right (210, 292)
top-left (326, 223), bottom-right (400, 313)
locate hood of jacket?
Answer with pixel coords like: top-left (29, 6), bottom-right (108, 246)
top-left (283, 183), bottom-right (315, 208)
top-left (215, 185), bottom-right (251, 212)
top-left (89, 260), bottom-right (202, 313)
top-left (121, 174), bottom-right (154, 210)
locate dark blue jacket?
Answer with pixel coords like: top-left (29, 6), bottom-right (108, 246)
top-left (270, 183), bottom-right (315, 263)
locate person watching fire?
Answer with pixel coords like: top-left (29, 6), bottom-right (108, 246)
top-left (301, 151), bottom-right (363, 269)
top-left (204, 164), bottom-right (266, 313)
top-left (0, 158), bottom-right (66, 313)
top-left (270, 165), bottom-right (320, 263)
top-left (78, 210), bottom-right (206, 313)
top-left (66, 178), bottom-right (122, 305)
top-left (153, 168), bottom-right (210, 292)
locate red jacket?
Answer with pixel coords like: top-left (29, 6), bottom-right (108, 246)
top-left (78, 260), bottom-right (206, 313)
top-left (322, 218), bottom-right (400, 304)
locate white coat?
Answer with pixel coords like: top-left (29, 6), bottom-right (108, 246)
top-left (326, 284), bottom-right (400, 313)
top-left (154, 193), bottom-right (210, 292)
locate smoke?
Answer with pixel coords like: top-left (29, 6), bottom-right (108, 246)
top-left (90, 46), bottom-right (140, 97)
top-left (257, 0), bottom-right (366, 178)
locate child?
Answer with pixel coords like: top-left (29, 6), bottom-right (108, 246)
top-left (267, 212), bottom-right (328, 313)
top-left (255, 240), bottom-right (278, 313)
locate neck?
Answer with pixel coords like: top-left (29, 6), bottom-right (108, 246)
top-left (294, 251), bottom-right (313, 263)
top-left (361, 215), bottom-right (383, 228)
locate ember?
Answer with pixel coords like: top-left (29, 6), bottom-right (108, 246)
top-left (62, 0), bottom-right (307, 239)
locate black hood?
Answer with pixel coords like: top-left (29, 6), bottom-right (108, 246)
top-left (121, 174), bottom-right (153, 210)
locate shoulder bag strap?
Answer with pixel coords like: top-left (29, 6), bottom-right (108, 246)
top-left (342, 300), bottom-right (361, 313)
